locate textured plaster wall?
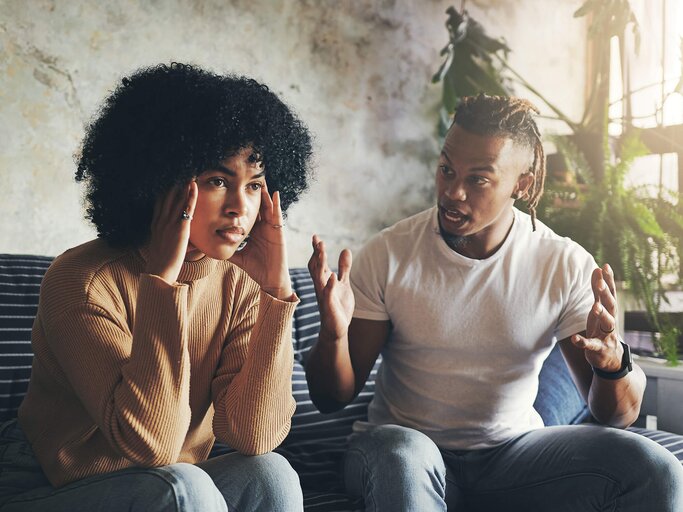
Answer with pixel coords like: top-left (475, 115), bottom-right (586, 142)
top-left (0, 0), bottom-right (586, 266)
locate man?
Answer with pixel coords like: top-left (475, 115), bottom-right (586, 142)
top-left (306, 94), bottom-right (683, 511)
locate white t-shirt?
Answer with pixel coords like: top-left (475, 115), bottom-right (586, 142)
top-left (351, 206), bottom-right (597, 449)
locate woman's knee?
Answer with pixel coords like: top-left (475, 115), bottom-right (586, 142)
top-left (150, 463), bottom-right (227, 512)
top-left (236, 453), bottom-right (302, 510)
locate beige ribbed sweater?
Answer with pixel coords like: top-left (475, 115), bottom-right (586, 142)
top-left (18, 238), bottom-right (297, 487)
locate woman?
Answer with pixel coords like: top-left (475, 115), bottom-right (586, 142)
top-left (0, 63), bottom-right (313, 511)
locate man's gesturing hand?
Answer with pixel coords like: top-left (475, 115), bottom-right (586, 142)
top-left (572, 264), bottom-right (625, 373)
top-left (308, 235), bottom-right (355, 341)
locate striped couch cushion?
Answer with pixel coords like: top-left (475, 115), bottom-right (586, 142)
top-left (0, 254), bottom-right (52, 422)
top-left (2, 255), bottom-right (683, 512)
top-left (276, 269), bottom-right (371, 511)
top-left (628, 427), bottom-right (683, 461)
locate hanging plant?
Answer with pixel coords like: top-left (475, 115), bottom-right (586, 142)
top-left (432, 5), bottom-right (514, 136)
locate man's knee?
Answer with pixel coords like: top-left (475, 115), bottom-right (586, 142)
top-left (350, 425), bottom-right (441, 463)
top-left (349, 424), bottom-right (445, 474)
top-left (622, 433), bottom-right (683, 497)
top-left (583, 427), bottom-right (683, 506)
top-left (344, 425), bottom-right (447, 509)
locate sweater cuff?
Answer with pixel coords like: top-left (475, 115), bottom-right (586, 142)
top-left (258, 289), bottom-right (299, 312)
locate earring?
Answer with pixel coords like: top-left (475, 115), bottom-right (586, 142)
top-left (237, 236), bottom-right (249, 251)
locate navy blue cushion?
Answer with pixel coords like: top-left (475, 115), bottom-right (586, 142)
top-left (0, 254), bottom-right (52, 422)
top-left (534, 343), bottom-right (592, 426)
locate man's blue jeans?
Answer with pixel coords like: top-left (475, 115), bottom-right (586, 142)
top-left (344, 423), bottom-right (683, 511)
top-left (0, 420), bottom-right (303, 511)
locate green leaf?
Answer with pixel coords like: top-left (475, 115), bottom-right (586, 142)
top-left (433, 6), bottom-right (513, 114)
top-left (627, 202), bottom-right (666, 239)
top-left (432, 45), bottom-right (454, 83)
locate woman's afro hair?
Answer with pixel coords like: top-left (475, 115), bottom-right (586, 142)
top-left (76, 62), bottom-right (313, 248)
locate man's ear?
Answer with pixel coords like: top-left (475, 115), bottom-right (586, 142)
top-left (512, 172), bottom-right (535, 200)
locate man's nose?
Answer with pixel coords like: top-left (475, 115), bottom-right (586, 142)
top-left (445, 179), bottom-right (466, 201)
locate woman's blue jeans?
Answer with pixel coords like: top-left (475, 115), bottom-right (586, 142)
top-left (0, 420), bottom-right (303, 511)
top-left (344, 423), bottom-right (683, 511)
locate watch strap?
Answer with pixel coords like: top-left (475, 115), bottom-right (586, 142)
top-left (592, 340), bottom-right (633, 380)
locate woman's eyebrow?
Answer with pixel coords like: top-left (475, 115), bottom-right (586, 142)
top-left (214, 164), bottom-right (266, 179)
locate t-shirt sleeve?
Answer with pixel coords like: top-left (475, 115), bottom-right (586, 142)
top-left (555, 242), bottom-right (598, 341)
top-left (350, 233), bottom-right (391, 321)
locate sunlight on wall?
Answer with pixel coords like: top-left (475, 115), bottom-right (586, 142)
top-left (0, 0), bottom-right (587, 265)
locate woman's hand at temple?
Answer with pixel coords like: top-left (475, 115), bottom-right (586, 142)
top-left (230, 183), bottom-right (294, 301)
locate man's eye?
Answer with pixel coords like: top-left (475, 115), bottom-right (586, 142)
top-left (469, 176), bottom-right (488, 185)
top-left (248, 182), bottom-right (264, 191)
top-left (439, 165), bottom-right (453, 176)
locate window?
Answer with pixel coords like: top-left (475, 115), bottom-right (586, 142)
top-left (609, 0), bottom-right (683, 193)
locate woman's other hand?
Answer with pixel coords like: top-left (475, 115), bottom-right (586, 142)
top-left (229, 183), bottom-right (294, 301)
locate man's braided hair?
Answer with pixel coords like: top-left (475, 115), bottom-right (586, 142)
top-left (453, 94), bottom-right (545, 230)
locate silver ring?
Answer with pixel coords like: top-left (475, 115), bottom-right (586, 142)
top-left (181, 210), bottom-right (192, 221)
top-left (599, 324), bottom-right (615, 334)
top-left (270, 223), bottom-right (283, 229)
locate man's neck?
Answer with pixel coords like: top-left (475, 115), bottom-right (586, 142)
top-left (439, 209), bottom-right (515, 260)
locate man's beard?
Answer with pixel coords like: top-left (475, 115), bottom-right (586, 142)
top-left (438, 225), bottom-right (469, 251)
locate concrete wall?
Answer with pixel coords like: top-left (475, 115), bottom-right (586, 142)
top-left (0, 0), bottom-right (587, 266)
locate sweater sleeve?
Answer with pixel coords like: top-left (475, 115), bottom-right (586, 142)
top-left (211, 287), bottom-right (298, 454)
top-left (43, 273), bottom-right (192, 467)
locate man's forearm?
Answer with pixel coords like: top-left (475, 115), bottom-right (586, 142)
top-left (588, 364), bottom-right (646, 428)
top-left (305, 331), bottom-right (357, 412)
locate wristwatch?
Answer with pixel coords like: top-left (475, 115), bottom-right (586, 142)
top-left (592, 340), bottom-right (633, 380)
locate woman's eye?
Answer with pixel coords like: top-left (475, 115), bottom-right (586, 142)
top-left (208, 177), bottom-right (227, 187)
top-left (439, 165), bottom-right (453, 176)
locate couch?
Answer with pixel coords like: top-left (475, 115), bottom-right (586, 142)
top-left (1, 253), bottom-right (682, 512)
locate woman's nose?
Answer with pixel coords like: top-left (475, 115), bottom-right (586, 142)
top-left (223, 190), bottom-right (249, 217)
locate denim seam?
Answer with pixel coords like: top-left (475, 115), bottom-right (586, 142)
top-left (345, 447), bottom-right (376, 511)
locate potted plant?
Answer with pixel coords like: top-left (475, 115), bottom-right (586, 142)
top-left (432, 1), bottom-right (683, 364)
